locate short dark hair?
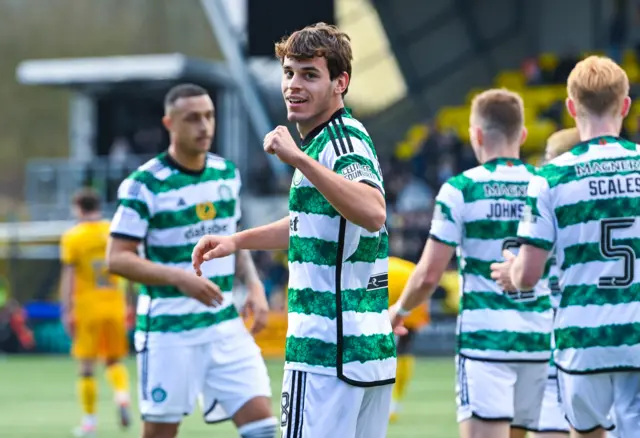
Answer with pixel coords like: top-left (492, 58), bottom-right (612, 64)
top-left (275, 22), bottom-right (353, 96)
top-left (471, 88), bottom-right (525, 143)
top-left (164, 83), bottom-right (208, 110)
top-left (72, 187), bottom-right (101, 213)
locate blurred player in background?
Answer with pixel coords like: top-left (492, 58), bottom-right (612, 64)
top-left (389, 89), bottom-right (554, 438)
top-left (192, 23), bottom-right (395, 438)
top-left (60, 188), bottom-right (131, 437)
top-left (492, 56), bottom-right (640, 438)
top-left (530, 128), bottom-right (580, 438)
top-left (387, 256), bottom-right (429, 422)
top-left (108, 84), bottom-right (276, 438)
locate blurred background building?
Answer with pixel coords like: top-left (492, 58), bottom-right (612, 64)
top-left (1, 0), bottom-right (640, 357)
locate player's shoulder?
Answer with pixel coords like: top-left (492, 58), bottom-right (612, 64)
top-left (126, 154), bottom-right (169, 185)
top-left (316, 108), bottom-right (373, 154)
top-left (206, 153), bottom-right (237, 170)
top-left (61, 221), bottom-right (89, 245)
top-left (442, 167), bottom-right (482, 193)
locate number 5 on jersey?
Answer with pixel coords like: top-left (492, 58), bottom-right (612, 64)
top-left (599, 218), bottom-right (636, 288)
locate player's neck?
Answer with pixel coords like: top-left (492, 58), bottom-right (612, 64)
top-left (168, 144), bottom-right (206, 172)
top-left (78, 213), bottom-right (101, 222)
top-left (481, 146), bottom-right (519, 164)
top-left (297, 102), bottom-right (345, 139)
top-left (577, 118), bottom-right (621, 141)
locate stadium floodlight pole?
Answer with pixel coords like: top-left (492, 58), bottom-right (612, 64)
top-left (199, 0), bottom-right (288, 178)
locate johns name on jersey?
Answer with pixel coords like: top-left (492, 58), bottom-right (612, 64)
top-left (487, 202), bottom-right (524, 219)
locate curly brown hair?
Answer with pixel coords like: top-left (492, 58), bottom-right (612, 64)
top-left (275, 22), bottom-right (353, 96)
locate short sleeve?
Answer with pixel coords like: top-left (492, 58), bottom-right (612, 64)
top-left (321, 120), bottom-right (384, 194)
top-left (429, 180), bottom-right (464, 247)
top-left (517, 175), bottom-right (556, 251)
top-left (110, 177), bottom-right (153, 241)
top-left (59, 233), bottom-right (76, 265)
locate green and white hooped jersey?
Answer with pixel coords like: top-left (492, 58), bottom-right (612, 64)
top-left (518, 136), bottom-right (640, 374)
top-left (286, 108), bottom-right (396, 386)
top-left (110, 152), bottom-right (243, 349)
top-left (430, 158), bottom-right (553, 362)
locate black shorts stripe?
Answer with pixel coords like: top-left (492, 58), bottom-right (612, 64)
top-left (297, 372), bottom-right (307, 438)
top-left (292, 371), bottom-right (303, 438)
top-left (285, 371), bottom-right (307, 438)
top-left (140, 351), bottom-right (149, 401)
top-left (458, 356), bottom-right (469, 406)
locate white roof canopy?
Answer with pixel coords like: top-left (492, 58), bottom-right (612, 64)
top-left (16, 53), bottom-right (235, 89)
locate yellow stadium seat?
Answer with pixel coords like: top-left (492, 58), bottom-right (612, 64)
top-left (623, 49), bottom-right (638, 66)
top-left (436, 106), bottom-right (470, 134)
top-left (520, 86), bottom-right (566, 118)
top-left (581, 50), bottom-right (606, 59)
top-left (624, 62), bottom-right (640, 83)
top-left (407, 124), bottom-right (429, 142)
top-left (538, 53), bottom-right (559, 72)
top-left (522, 119), bottom-right (557, 154)
top-left (495, 70), bottom-right (526, 90)
top-left (624, 101), bottom-right (640, 133)
top-left (465, 87), bottom-right (485, 104)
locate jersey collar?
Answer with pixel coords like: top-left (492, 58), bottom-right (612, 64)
top-left (569, 135), bottom-right (634, 155)
top-left (161, 151), bottom-right (206, 176)
top-left (300, 107), bottom-right (349, 148)
top-left (483, 157), bottom-right (523, 172)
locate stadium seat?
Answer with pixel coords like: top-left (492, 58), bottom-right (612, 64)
top-left (522, 119), bottom-right (557, 154)
top-left (494, 70), bottom-right (526, 90)
top-left (436, 106), bottom-right (470, 141)
top-left (465, 87), bottom-right (485, 104)
top-left (538, 53), bottom-right (559, 74)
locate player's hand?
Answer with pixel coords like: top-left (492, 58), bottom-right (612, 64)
top-left (242, 282), bottom-right (269, 335)
top-left (388, 303), bottom-right (409, 336)
top-left (263, 126), bottom-right (306, 167)
top-left (490, 249), bottom-right (517, 292)
top-left (62, 310), bottom-right (75, 337)
top-left (174, 272), bottom-right (224, 307)
top-left (192, 235), bottom-right (238, 276)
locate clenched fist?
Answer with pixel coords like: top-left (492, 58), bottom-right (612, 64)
top-left (263, 126), bottom-right (306, 167)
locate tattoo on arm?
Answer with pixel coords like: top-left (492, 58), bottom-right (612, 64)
top-left (235, 249), bottom-right (261, 286)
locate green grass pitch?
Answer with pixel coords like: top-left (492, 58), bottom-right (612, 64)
top-left (0, 355), bottom-right (458, 437)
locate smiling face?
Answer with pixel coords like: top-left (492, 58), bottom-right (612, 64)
top-left (281, 56), bottom-right (348, 136)
top-left (274, 23), bottom-right (354, 137)
top-left (162, 94), bottom-right (215, 156)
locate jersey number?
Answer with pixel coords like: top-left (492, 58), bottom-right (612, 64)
top-left (91, 260), bottom-right (115, 289)
top-left (501, 238), bottom-right (534, 301)
top-left (280, 392), bottom-right (290, 428)
top-left (599, 218), bottom-right (636, 288)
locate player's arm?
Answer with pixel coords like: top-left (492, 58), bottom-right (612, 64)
top-left (510, 245), bottom-right (551, 290)
top-left (58, 234), bottom-right (76, 335)
top-left (491, 175), bottom-right (556, 291)
top-left (107, 237), bottom-right (191, 286)
top-left (232, 216), bottom-right (290, 251)
top-left (235, 249), bottom-right (262, 290)
top-left (293, 154), bottom-right (385, 232)
top-left (59, 265), bottom-right (74, 315)
top-left (235, 248), bottom-right (270, 334)
top-left (396, 238), bottom-right (455, 311)
top-left (390, 180), bottom-right (464, 329)
top-left (108, 177), bottom-right (222, 306)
